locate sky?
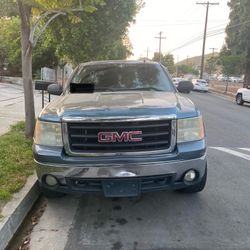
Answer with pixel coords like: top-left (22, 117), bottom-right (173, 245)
top-left (129, 0), bottom-right (230, 62)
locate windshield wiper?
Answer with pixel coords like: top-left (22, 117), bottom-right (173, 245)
top-left (125, 87), bottom-right (166, 91)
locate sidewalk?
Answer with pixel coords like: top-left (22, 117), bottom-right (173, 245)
top-left (0, 81), bottom-right (43, 250)
top-left (0, 82), bottom-right (43, 135)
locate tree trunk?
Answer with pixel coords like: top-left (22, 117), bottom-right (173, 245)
top-left (22, 48), bottom-right (35, 137)
top-left (17, 0), bottom-right (35, 137)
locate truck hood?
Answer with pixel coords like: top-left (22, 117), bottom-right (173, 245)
top-left (39, 91), bottom-right (199, 122)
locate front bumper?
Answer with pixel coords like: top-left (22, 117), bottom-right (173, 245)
top-left (33, 140), bottom-right (207, 196)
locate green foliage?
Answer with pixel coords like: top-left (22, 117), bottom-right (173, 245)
top-left (226, 0), bottom-right (250, 56)
top-left (0, 16), bottom-right (59, 76)
top-left (32, 37), bottom-right (58, 71)
top-left (226, 0), bottom-right (250, 84)
top-left (44, 0), bottom-right (141, 64)
top-left (0, 0), bottom-right (141, 74)
top-left (217, 54), bottom-right (245, 76)
top-left (152, 52), bottom-right (175, 74)
top-left (205, 56), bottom-right (218, 74)
top-left (177, 64), bottom-right (199, 76)
top-left (0, 17), bottom-right (22, 76)
top-left (0, 0), bottom-right (18, 16)
top-left (0, 122), bottom-right (34, 204)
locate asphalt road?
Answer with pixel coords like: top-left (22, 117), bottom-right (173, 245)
top-left (28, 91), bottom-right (250, 250)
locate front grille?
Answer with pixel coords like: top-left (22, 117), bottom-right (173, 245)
top-left (66, 120), bottom-right (172, 153)
top-left (66, 174), bottom-right (175, 193)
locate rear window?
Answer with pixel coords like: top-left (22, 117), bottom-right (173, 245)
top-left (197, 80), bottom-right (207, 84)
top-left (70, 63), bottom-right (174, 92)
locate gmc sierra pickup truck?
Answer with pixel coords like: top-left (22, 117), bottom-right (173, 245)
top-left (33, 60), bottom-right (207, 197)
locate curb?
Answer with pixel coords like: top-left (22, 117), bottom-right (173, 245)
top-left (208, 90), bottom-right (235, 101)
top-left (0, 175), bottom-right (40, 250)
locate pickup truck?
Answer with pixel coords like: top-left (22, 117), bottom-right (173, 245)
top-left (33, 60), bottom-right (207, 197)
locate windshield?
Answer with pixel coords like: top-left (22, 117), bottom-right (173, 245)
top-left (70, 63), bottom-right (174, 92)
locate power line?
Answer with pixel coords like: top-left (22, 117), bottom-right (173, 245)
top-left (154, 31), bottom-right (166, 63)
top-left (196, 1), bottom-right (219, 79)
top-left (135, 19), bottom-right (228, 27)
top-left (168, 19), bottom-right (250, 53)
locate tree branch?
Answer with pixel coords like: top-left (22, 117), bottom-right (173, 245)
top-left (33, 11), bottom-right (66, 47)
top-left (29, 11), bottom-right (51, 45)
top-left (30, 9), bottom-right (84, 47)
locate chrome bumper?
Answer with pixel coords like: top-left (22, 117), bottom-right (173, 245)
top-left (35, 155), bottom-right (207, 185)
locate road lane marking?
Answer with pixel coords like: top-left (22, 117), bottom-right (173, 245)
top-left (210, 147), bottom-right (250, 161)
top-left (239, 148), bottom-right (250, 152)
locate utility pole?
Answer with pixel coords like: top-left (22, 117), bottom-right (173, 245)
top-left (209, 47), bottom-right (217, 57)
top-left (176, 55), bottom-right (179, 76)
top-left (155, 32), bottom-right (166, 63)
top-left (144, 48), bottom-right (152, 59)
top-left (197, 1), bottom-right (219, 79)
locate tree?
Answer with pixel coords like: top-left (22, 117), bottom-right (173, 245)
top-left (45, 0), bottom-right (142, 64)
top-left (205, 56), bottom-right (218, 75)
top-left (177, 64), bottom-right (199, 76)
top-left (217, 54), bottom-right (245, 93)
top-left (226, 0), bottom-right (250, 86)
top-left (0, 17), bottom-right (22, 76)
top-left (153, 52), bottom-right (175, 74)
top-left (218, 55), bottom-right (245, 77)
top-left (0, 0), bottom-right (105, 137)
top-left (0, 16), bottom-right (58, 76)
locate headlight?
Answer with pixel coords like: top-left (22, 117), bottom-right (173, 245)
top-left (177, 116), bottom-right (205, 143)
top-left (34, 120), bottom-right (63, 146)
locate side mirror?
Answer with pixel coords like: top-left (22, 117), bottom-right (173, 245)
top-left (177, 81), bottom-right (194, 93)
top-left (35, 80), bottom-right (55, 91)
top-left (247, 85), bottom-right (250, 89)
top-left (47, 84), bottom-right (63, 96)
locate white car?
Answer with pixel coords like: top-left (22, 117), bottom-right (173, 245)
top-left (192, 79), bottom-right (209, 92)
top-left (236, 86), bottom-right (250, 105)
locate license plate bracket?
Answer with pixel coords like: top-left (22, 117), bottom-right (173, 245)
top-left (102, 179), bottom-right (141, 197)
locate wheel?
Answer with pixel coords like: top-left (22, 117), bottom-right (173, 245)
top-left (40, 186), bottom-right (65, 198)
top-left (178, 167), bottom-right (207, 193)
top-left (236, 94), bottom-right (244, 105)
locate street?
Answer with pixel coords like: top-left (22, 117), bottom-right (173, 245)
top-left (26, 92), bottom-right (250, 250)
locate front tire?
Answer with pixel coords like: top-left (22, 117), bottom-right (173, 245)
top-left (179, 167), bottom-right (207, 193)
top-left (236, 94), bottom-right (244, 105)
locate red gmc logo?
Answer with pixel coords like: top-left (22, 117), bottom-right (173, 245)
top-left (98, 131), bottom-right (142, 143)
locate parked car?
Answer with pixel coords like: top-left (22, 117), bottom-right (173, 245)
top-left (217, 75), bottom-right (227, 82)
top-left (192, 79), bottom-right (209, 92)
top-left (236, 86), bottom-right (250, 105)
top-left (229, 77), bottom-right (244, 83)
top-left (33, 60), bottom-right (207, 198)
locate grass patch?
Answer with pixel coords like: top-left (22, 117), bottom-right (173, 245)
top-left (0, 122), bottom-right (34, 205)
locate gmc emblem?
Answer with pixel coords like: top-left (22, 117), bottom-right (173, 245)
top-left (98, 131), bottom-right (142, 143)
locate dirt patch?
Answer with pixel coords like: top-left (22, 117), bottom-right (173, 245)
top-left (209, 80), bottom-right (242, 97)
